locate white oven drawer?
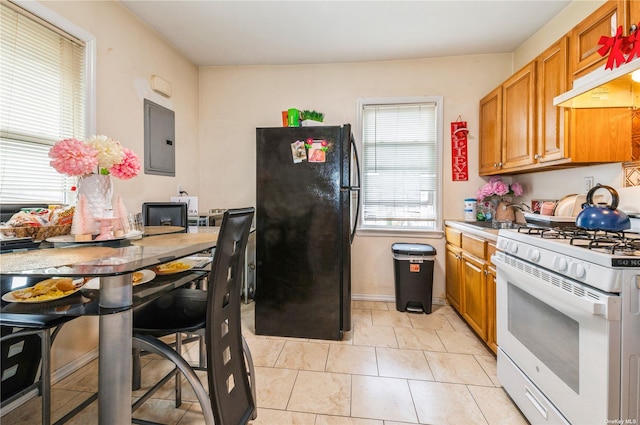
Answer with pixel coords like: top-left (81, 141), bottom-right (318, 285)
top-left (498, 349), bottom-right (570, 425)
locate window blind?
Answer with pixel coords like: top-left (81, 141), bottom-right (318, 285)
top-left (361, 103), bottom-right (438, 229)
top-left (0, 2), bottom-right (86, 203)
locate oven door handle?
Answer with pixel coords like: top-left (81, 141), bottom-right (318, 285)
top-left (493, 255), bottom-right (620, 320)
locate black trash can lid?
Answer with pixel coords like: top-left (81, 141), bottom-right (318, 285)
top-left (391, 243), bottom-right (437, 256)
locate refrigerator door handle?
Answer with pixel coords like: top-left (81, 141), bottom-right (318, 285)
top-left (349, 134), bottom-right (361, 244)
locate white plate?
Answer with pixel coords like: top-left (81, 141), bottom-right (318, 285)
top-left (2, 278), bottom-right (85, 303)
top-left (523, 212), bottom-right (576, 223)
top-left (83, 269), bottom-right (156, 290)
top-left (46, 235), bottom-right (126, 243)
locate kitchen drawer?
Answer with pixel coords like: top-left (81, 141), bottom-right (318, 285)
top-left (445, 227), bottom-right (462, 247)
top-left (462, 233), bottom-right (486, 259)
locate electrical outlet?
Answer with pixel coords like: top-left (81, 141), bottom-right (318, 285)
top-left (584, 176), bottom-right (594, 193)
top-left (177, 184), bottom-right (183, 195)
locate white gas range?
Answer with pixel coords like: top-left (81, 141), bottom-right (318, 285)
top-left (493, 226), bottom-right (639, 425)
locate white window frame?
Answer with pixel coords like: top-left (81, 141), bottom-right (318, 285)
top-left (1, 0), bottom-right (96, 203)
top-left (355, 96), bottom-right (444, 238)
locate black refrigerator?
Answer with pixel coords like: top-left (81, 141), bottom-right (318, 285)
top-left (255, 124), bottom-right (360, 340)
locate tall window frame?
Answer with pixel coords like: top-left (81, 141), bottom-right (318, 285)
top-left (0, 0), bottom-right (95, 204)
top-left (356, 96), bottom-right (443, 235)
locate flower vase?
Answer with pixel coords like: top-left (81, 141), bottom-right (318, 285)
top-left (78, 174), bottom-right (113, 223)
top-left (495, 200), bottom-right (516, 222)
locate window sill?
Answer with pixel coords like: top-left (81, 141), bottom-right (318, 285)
top-left (355, 228), bottom-right (444, 239)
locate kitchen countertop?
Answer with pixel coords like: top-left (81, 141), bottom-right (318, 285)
top-left (444, 220), bottom-right (502, 241)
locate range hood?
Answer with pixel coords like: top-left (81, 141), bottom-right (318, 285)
top-left (554, 57), bottom-right (640, 108)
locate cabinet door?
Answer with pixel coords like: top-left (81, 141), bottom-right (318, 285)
top-left (537, 37), bottom-right (569, 164)
top-left (461, 252), bottom-right (487, 340)
top-left (479, 86), bottom-right (502, 175)
top-left (485, 266), bottom-right (497, 354)
top-left (618, 0), bottom-right (640, 36)
top-left (570, 0), bottom-right (618, 81)
top-left (502, 63), bottom-right (536, 171)
top-left (445, 244), bottom-right (462, 311)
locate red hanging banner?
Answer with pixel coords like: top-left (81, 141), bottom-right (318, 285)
top-left (451, 119), bottom-right (468, 181)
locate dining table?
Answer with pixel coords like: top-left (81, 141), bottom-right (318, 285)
top-left (0, 229), bottom-right (220, 424)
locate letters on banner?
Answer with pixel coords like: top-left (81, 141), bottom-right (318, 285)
top-left (451, 120), bottom-right (469, 181)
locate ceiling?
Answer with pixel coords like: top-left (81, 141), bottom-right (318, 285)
top-left (119, 1), bottom-right (572, 67)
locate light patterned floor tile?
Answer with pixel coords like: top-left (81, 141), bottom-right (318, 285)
top-left (474, 354), bottom-right (501, 387)
top-left (247, 407), bottom-right (316, 425)
top-left (425, 352), bottom-right (493, 386)
top-left (352, 308), bottom-right (373, 326)
top-left (371, 309), bottom-right (413, 328)
top-left (409, 380), bottom-right (489, 425)
top-left (316, 414), bottom-right (383, 424)
top-left (351, 375), bottom-right (418, 423)
top-left (274, 340), bottom-right (330, 371)
top-left (394, 326), bottom-right (446, 352)
top-left (353, 324), bottom-right (398, 348)
top-left (288, 370), bottom-right (351, 416)
top-left (407, 311), bottom-right (456, 331)
top-left (2, 301), bottom-right (528, 425)
top-left (436, 328), bottom-right (491, 355)
top-left (326, 344), bottom-right (378, 375)
top-left (254, 366), bottom-right (298, 409)
top-left (376, 347), bottom-right (434, 381)
top-left (467, 385), bottom-right (529, 425)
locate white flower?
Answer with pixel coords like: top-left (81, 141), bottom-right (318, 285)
top-left (87, 135), bottom-right (124, 169)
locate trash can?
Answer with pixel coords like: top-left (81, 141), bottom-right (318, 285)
top-left (391, 243), bottom-right (437, 314)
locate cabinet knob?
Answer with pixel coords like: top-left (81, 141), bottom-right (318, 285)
top-left (498, 162), bottom-right (503, 167)
top-left (493, 163), bottom-right (498, 168)
top-left (534, 154), bottom-right (540, 160)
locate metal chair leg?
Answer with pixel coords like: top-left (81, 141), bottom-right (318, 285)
top-left (133, 334), bottom-right (214, 425)
top-left (242, 336), bottom-right (257, 420)
top-left (175, 332), bottom-right (182, 407)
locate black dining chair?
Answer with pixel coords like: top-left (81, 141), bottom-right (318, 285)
top-left (1, 314), bottom-right (97, 425)
top-left (131, 207), bottom-right (256, 425)
top-left (142, 202), bottom-right (188, 231)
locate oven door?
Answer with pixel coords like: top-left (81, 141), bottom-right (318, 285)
top-left (493, 253), bottom-right (622, 425)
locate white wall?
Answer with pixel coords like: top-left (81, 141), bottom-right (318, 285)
top-left (198, 55), bottom-right (514, 301)
top-left (31, 0), bottom-right (200, 372)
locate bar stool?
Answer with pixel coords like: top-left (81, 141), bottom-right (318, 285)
top-left (1, 314), bottom-right (97, 425)
top-left (132, 207), bottom-right (256, 425)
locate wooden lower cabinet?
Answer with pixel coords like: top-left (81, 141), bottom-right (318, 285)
top-left (461, 252), bottom-right (487, 340)
top-left (445, 226), bottom-right (497, 354)
top-left (445, 244), bottom-right (462, 311)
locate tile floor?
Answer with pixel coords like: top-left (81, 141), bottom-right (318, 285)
top-left (1, 301), bottom-right (529, 425)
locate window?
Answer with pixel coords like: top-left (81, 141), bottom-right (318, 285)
top-left (357, 97), bottom-right (443, 232)
top-left (0, 1), bottom-right (92, 204)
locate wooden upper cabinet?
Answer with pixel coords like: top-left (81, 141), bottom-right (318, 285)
top-left (618, 0), bottom-right (640, 35)
top-left (479, 86), bottom-right (502, 175)
top-left (537, 37), bottom-right (569, 164)
top-left (502, 62), bottom-right (536, 171)
top-left (570, 0), bottom-right (618, 81)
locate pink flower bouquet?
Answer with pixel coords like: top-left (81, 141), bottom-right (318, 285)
top-left (476, 176), bottom-right (523, 201)
top-left (49, 135), bottom-right (140, 180)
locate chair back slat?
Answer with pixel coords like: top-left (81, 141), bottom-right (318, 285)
top-left (206, 207), bottom-right (255, 425)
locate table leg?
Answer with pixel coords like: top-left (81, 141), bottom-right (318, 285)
top-left (99, 310), bottom-right (132, 424)
top-left (98, 274), bottom-right (133, 424)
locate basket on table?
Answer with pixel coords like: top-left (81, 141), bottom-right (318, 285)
top-left (1, 224), bottom-right (72, 241)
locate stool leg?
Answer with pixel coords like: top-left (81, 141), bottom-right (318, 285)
top-left (175, 333), bottom-right (182, 408)
top-left (40, 330), bottom-right (51, 425)
top-left (132, 348), bottom-right (142, 390)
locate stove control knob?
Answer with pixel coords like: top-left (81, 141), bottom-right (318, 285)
top-left (508, 243), bottom-right (518, 254)
top-left (553, 256), bottom-right (567, 272)
top-left (528, 249), bottom-right (540, 262)
top-left (571, 263), bottom-right (586, 279)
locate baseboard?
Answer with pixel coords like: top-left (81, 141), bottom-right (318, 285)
top-left (352, 294), bottom-right (448, 306)
top-left (1, 348), bottom-right (99, 415)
